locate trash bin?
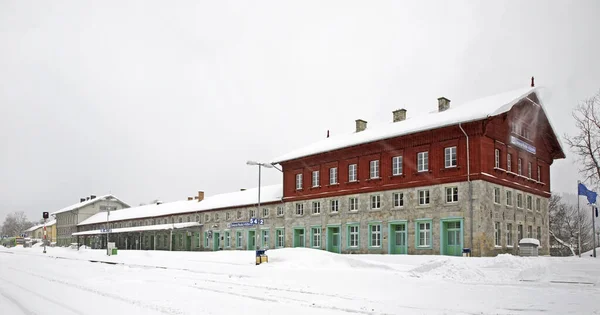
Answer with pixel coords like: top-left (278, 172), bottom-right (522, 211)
top-left (255, 249), bottom-right (268, 265)
top-left (462, 248), bottom-right (471, 257)
top-left (112, 248), bottom-right (118, 255)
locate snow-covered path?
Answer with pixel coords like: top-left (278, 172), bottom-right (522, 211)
top-left (0, 246), bottom-right (599, 314)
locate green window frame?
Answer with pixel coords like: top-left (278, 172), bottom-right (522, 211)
top-left (347, 223), bottom-right (360, 249)
top-left (311, 226), bottom-right (322, 248)
top-left (276, 228), bottom-right (285, 248)
top-left (261, 229), bottom-right (270, 248)
top-left (368, 222), bottom-right (382, 248)
top-left (415, 219), bottom-right (433, 249)
top-left (236, 231), bottom-right (243, 248)
top-left (224, 231), bottom-right (230, 248)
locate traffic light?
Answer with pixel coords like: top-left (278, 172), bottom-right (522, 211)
top-left (43, 212), bottom-right (49, 219)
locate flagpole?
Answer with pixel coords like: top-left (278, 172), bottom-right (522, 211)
top-left (578, 180), bottom-right (581, 258)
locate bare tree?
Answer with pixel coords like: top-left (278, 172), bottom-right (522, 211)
top-left (565, 90), bottom-right (600, 185)
top-left (1, 211), bottom-right (34, 237)
top-left (549, 194), bottom-right (594, 256)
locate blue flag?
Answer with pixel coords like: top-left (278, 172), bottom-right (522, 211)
top-left (578, 183), bottom-right (597, 204)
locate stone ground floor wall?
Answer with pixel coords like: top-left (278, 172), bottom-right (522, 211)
top-left (70, 180), bottom-right (549, 257)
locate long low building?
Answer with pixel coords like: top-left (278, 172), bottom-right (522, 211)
top-left (71, 84), bottom-right (564, 256)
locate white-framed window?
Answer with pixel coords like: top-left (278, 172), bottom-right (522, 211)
top-left (236, 231), bottom-right (243, 248)
top-left (348, 225), bottom-right (359, 247)
top-left (537, 165), bottom-right (541, 182)
top-left (494, 149), bottom-right (500, 168)
top-left (262, 230), bottom-right (269, 248)
top-left (312, 201), bottom-right (321, 214)
top-left (528, 162), bottom-right (532, 179)
top-left (417, 222), bottom-right (431, 247)
top-left (506, 190), bottom-right (513, 206)
top-left (507, 153), bottom-right (512, 172)
top-left (370, 160), bottom-right (380, 179)
top-left (445, 147), bottom-right (457, 168)
top-left (237, 211), bottom-right (242, 220)
top-left (349, 197), bottom-right (358, 211)
top-left (527, 225), bottom-right (532, 238)
top-left (369, 224), bottom-right (381, 247)
top-left (446, 187), bottom-right (458, 203)
top-left (527, 195), bottom-right (532, 210)
top-left (536, 198), bottom-right (541, 211)
top-left (226, 212), bottom-right (230, 220)
top-left (494, 222), bottom-right (501, 247)
top-left (262, 208), bottom-right (269, 217)
top-left (518, 224), bottom-right (523, 241)
top-left (205, 214), bottom-right (210, 222)
top-left (417, 152), bottom-right (429, 172)
top-left (517, 193), bottom-right (523, 208)
top-left (348, 164), bottom-right (357, 182)
top-left (330, 200), bottom-right (339, 213)
top-left (506, 223), bottom-right (513, 246)
top-left (277, 206), bottom-right (284, 216)
top-left (371, 195), bottom-right (381, 209)
top-left (276, 229), bottom-right (284, 247)
top-left (312, 170), bottom-right (320, 187)
top-left (311, 227), bottom-right (321, 248)
top-left (393, 192), bottom-right (404, 208)
top-left (494, 187), bottom-right (500, 204)
top-left (330, 167), bottom-right (338, 185)
top-left (295, 173), bottom-right (303, 190)
top-left (295, 203), bottom-right (304, 216)
top-left (249, 209), bottom-right (255, 218)
top-left (418, 190), bottom-right (430, 205)
top-left (392, 156), bottom-right (403, 175)
top-left (518, 158), bottom-right (522, 175)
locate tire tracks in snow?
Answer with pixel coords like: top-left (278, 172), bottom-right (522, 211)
top-left (0, 275), bottom-right (84, 315)
top-left (7, 266), bottom-right (184, 315)
top-left (0, 285), bottom-right (37, 315)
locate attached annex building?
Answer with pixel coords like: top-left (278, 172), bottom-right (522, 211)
top-left (68, 85), bottom-right (563, 257)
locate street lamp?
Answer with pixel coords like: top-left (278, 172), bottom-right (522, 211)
top-left (105, 196), bottom-right (116, 256)
top-left (246, 161), bottom-right (273, 250)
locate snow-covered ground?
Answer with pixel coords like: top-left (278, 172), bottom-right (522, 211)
top-left (0, 246), bottom-right (598, 315)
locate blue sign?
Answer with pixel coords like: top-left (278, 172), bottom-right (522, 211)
top-left (100, 229), bottom-right (112, 233)
top-left (510, 135), bottom-right (536, 155)
top-left (229, 218), bottom-right (264, 228)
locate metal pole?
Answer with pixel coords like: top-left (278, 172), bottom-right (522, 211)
top-left (256, 164), bottom-right (261, 250)
top-left (106, 198), bottom-right (110, 256)
top-left (43, 218), bottom-right (47, 254)
top-left (578, 180), bottom-right (581, 258)
top-left (593, 205), bottom-right (597, 258)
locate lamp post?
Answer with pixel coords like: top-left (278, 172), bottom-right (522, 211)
top-left (246, 161), bottom-right (273, 250)
top-left (105, 196), bottom-right (116, 256)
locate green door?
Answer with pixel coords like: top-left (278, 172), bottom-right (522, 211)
top-left (443, 221), bottom-right (462, 256)
top-left (390, 223), bottom-right (407, 254)
top-left (326, 227), bottom-right (340, 253)
top-left (212, 232), bottom-right (220, 251)
top-left (293, 228), bottom-right (305, 247)
top-left (248, 230), bottom-right (256, 250)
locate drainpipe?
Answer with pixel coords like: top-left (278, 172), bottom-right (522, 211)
top-left (459, 123), bottom-right (474, 252)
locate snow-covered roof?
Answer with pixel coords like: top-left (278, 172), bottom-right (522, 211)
top-left (519, 238), bottom-right (541, 246)
top-left (72, 222), bottom-right (201, 236)
top-left (272, 87), bottom-right (562, 163)
top-left (78, 184), bottom-right (283, 226)
top-left (51, 194), bottom-right (129, 216)
top-left (24, 220), bottom-right (57, 232)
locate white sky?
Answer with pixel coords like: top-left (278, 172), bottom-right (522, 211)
top-left (1, 0), bottom-right (599, 223)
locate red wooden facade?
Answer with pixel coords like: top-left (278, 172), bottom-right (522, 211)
top-left (280, 93), bottom-right (564, 201)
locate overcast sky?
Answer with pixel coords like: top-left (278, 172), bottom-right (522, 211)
top-left (1, 0), bottom-right (599, 223)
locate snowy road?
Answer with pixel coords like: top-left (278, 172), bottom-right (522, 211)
top-left (1, 247), bottom-right (599, 314)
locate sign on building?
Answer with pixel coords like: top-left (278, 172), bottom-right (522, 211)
top-left (509, 135), bottom-right (536, 155)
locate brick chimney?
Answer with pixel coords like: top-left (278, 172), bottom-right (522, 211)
top-left (197, 191), bottom-right (204, 202)
top-left (437, 97), bottom-right (450, 112)
top-left (240, 188), bottom-right (246, 191)
top-left (355, 119), bottom-right (367, 132)
top-left (187, 197), bottom-right (193, 201)
top-left (531, 76), bottom-right (535, 87)
top-left (393, 109), bottom-right (406, 122)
